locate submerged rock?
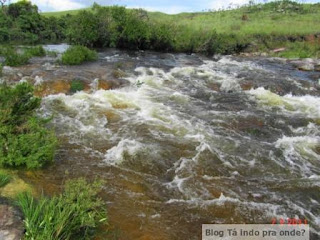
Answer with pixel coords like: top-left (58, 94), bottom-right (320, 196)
top-left (0, 199), bottom-right (24, 240)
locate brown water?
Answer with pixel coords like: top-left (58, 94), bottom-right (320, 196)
top-left (11, 48), bottom-right (320, 239)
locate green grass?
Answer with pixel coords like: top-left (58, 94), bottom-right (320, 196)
top-left (272, 42), bottom-right (320, 58)
top-left (0, 46), bottom-right (31, 66)
top-left (41, 2), bottom-right (320, 57)
top-left (0, 172), bottom-right (11, 188)
top-left (24, 46), bottom-right (46, 57)
top-left (70, 79), bottom-right (85, 93)
top-left (148, 3), bottom-right (320, 36)
top-left (16, 178), bottom-right (107, 240)
top-left (0, 82), bottom-right (57, 169)
top-left (42, 4), bottom-right (320, 37)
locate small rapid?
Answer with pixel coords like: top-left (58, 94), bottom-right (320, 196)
top-left (26, 51), bottom-right (320, 239)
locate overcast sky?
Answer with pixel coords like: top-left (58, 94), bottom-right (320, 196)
top-left (10, 0), bottom-right (320, 13)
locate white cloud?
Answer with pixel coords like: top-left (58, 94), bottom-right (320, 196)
top-left (29, 0), bottom-right (86, 11)
top-left (209, 0), bottom-right (249, 10)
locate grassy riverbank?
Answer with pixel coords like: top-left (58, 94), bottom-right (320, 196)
top-left (0, 1), bottom-right (319, 57)
top-left (40, 1), bottom-right (320, 57)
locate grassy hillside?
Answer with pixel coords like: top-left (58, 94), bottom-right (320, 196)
top-left (40, 2), bottom-right (320, 58)
top-left (41, 8), bottom-right (91, 17)
top-left (42, 3), bottom-right (320, 36)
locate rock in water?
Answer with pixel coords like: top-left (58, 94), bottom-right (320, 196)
top-left (0, 199), bottom-right (24, 240)
top-left (298, 63), bottom-right (314, 71)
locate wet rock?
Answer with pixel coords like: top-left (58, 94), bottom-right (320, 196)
top-left (208, 83), bottom-right (220, 91)
top-left (2, 66), bottom-right (16, 75)
top-left (34, 80), bottom-right (71, 97)
top-left (240, 82), bottom-right (254, 91)
top-left (0, 200), bottom-right (24, 240)
top-left (42, 62), bottom-right (56, 71)
top-left (98, 80), bottom-right (112, 90)
top-left (315, 64), bottom-right (320, 72)
top-left (298, 63), bottom-right (314, 71)
top-left (291, 60), bottom-right (314, 71)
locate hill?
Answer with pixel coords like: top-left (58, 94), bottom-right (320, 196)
top-left (42, 3), bottom-right (320, 36)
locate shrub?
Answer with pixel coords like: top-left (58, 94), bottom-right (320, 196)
top-left (61, 46), bottom-right (97, 65)
top-left (66, 11), bottom-right (100, 47)
top-left (17, 178), bottom-right (107, 240)
top-left (0, 82), bottom-right (57, 169)
top-left (70, 79), bottom-right (85, 93)
top-left (25, 46), bottom-right (46, 57)
top-left (2, 47), bottom-right (30, 66)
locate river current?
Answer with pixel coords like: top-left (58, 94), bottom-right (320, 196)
top-left (20, 49), bottom-right (320, 240)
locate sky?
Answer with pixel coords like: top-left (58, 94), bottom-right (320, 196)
top-left (10, 0), bottom-right (320, 13)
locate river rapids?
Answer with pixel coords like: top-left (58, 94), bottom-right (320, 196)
top-left (18, 49), bottom-right (320, 240)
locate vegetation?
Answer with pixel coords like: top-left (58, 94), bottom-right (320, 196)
top-left (0, 1), bottom-right (318, 57)
top-left (70, 79), bottom-right (85, 93)
top-left (40, 1), bottom-right (320, 57)
top-left (61, 45), bottom-right (97, 65)
top-left (0, 46), bottom-right (31, 66)
top-left (0, 46), bottom-right (48, 66)
top-left (0, 171), bottom-right (11, 187)
top-left (0, 82), bottom-right (57, 169)
top-left (0, 0), bottom-right (65, 43)
top-left (272, 41), bottom-right (320, 58)
top-left (24, 45), bottom-right (46, 57)
top-left (17, 178), bottom-right (107, 240)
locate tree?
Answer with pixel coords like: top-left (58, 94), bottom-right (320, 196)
top-left (0, 0), bottom-right (6, 11)
top-left (0, 0), bottom-right (6, 7)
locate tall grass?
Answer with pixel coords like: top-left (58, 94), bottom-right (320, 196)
top-left (17, 178), bottom-right (107, 240)
top-left (0, 172), bottom-right (11, 187)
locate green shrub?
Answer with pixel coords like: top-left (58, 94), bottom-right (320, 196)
top-left (0, 172), bottom-right (11, 187)
top-left (61, 46), bottom-right (97, 65)
top-left (66, 11), bottom-right (100, 47)
top-left (70, 79), bottom-right (85, 93)
top-left (25, 46), bottom-right (46, 57)
top-left (17, 178), bottom-right (107, 240)
top-left (2, 47), bottom-right (30, 66)
top-left (0, 82), bottom-right (57, 169)
top-left (275, 42), bottom-right (320, 58)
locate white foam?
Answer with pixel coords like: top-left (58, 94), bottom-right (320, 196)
top-left (104, 139), bottom-right (144, 165)
top-left (248, 87), bottom-right (320, 119)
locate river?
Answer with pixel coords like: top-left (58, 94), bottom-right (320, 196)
top-left (14, 48), bottom-right (320, 239)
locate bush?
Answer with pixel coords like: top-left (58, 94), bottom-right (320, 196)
top-left (0, 82), bottom-right (57, 169)
top-left (70, 79), bottom-right (85, 93)
top-left (17, 178), bottom-right (107, 240)
top-left (61, 46), bottom-right (97, 65)
top-left (66, 11), bottom-right (100, 47)
top-left (25, 46), bottom-right (46, 57)
top-left (2, 47), bottom-right (31, 66)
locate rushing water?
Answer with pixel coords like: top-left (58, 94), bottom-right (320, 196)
top-left (20, 50), bottom-right (320, 239)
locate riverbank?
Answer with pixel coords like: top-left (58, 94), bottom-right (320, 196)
top-left (1, 1), bottom-right (319, 58)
